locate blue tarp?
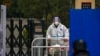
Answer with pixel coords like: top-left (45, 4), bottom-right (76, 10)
top-left (70, 9), bottom-right (100, 56)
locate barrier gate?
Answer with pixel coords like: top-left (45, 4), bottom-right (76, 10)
top-left (31, 38), bottom-right (69, 56)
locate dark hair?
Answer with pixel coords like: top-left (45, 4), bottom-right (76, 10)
top-left (73, 39), bottom-right (90, 56)
top-left (73, 39), bottom-right (87, 52)
top-left (53, 17), bottom-right (60, 21)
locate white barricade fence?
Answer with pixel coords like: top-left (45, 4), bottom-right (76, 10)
top-left (31, 37), bottom-right (69, 56)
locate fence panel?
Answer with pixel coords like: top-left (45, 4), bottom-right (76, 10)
top-left (6, 18), bottom-right (46, 56)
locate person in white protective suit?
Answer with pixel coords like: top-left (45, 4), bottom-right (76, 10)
top-left (46, 17), bottom-right (69, 56)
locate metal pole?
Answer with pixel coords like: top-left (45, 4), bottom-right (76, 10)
top-left (41, 19), bottom-right (46, 56)
top-left (19, 18), bottom-right (22, 56)
top-left (38, 48), bottom-right (40, 56)
top-left (10, 18), bottom-right (14, 56)
top-left (27, 19), bottom-right (30, 56)
top-left (30, 19), bottom-right (34, 43)
top-left (28, 18), bottom-right (34, 56)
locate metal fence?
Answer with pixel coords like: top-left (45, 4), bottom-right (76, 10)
top-left (6, 18), bottom-right (46, 56)
top-left (31, 38), bottom-right (69, 56)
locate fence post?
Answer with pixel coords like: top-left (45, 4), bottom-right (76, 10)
top-left (27, 18), bottom-right (34, 56)
top-left (30, 19), bottom-right (34, 44)
top-left (41, 19), bottom-right (46, 37)
top-left (27, 19), bottom-right (30, 56)
top-left (10, 18), bottom-right (14, 56)
top-left (19, 18), bottom-right (22, 56)
top-left (30, 19), bottom-right (34, 56)
top-left (41, 19), bottom-right (46, 56)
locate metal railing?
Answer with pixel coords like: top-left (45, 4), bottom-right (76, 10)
top-left (31, 37), bottom-right (69, 56)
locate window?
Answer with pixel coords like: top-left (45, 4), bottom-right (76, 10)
top-left (82, 2), bottom-right (91, 9)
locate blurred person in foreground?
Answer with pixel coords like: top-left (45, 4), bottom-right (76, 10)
top-left (46, 17), bottom-right (69, 56)
top-left (73, 39), bottom-right (90, 56)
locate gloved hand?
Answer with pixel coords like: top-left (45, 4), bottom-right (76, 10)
top-left (49, 44), bottom-right (61, 55)
top-left (62, 38), bottom-right (69, 42)
top-left (47, 38), bottom-right (51, 43)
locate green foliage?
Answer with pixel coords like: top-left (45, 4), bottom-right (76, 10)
top-left (22, 28), bottom-right (28, 39)
top-left (1, 0), bottom-right (100, 27)
top-left (0, 0), bottom-right (3, 5)
top-left (6, 0), bottom-right (70, 26)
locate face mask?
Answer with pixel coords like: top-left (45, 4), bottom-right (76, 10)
top-left (54, 22), bottom-right (59, 25)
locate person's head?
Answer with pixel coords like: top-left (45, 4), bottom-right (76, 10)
top-left (73, 39), bottom-right (90, 56)
top-left (53, 17), bottom-right (60, 26)
top-left (73, 39), bottom-right (87, 52)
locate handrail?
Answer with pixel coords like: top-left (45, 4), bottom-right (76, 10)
top-left (32, 46), bottom-right (69, 48)
top-left (31, 37), bottom-right (69, 46)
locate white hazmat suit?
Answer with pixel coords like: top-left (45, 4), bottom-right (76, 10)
top-left (46, 22), bottom-right (69, 45)
top-left (46, 22), bottom-right (69, 56)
